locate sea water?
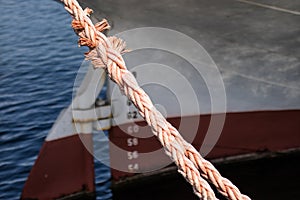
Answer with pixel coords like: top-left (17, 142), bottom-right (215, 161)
top-left (0, 0), bottom-right (111, 199)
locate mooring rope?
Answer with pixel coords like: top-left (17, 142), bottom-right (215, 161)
top-left (61, 0), bottom-right (250, 199)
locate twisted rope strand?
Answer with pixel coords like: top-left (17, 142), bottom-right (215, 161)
top-left (184, 142), bottom-right (251, 200)
top-left (121, 74), bottom-right (217, 199)
top-left (61, 1), bottom-right (250, 199)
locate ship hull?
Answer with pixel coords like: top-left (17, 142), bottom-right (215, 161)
top-left (112, 149), bottom-right (300, 199)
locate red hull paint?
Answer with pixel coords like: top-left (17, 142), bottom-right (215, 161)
top-left (109, 110), bottom-right (300, 180)
top-left (21, 134), bottom-right (95, 200)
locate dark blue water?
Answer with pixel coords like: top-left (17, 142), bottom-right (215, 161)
top-left (0, 0), bottom-right (111, 199)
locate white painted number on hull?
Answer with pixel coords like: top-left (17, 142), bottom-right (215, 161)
top-left (128, 163), bottom-right (139, 172)
top-left (127, 125), bottom-right (139, 134)
top-left (127, 151), bottom-right (139, 160)
top-left (127, 138), bottom-right (139, 146)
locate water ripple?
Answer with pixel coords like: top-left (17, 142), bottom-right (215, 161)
top-left (0, 0), bottom-right (110, 199)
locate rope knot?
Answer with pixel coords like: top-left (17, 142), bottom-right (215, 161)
top-left (85, 36), bottom-right (129, 69)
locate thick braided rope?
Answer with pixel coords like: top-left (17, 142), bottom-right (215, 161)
top-left (61, 1), bottom-right (250, 199)
top-left (62, 1), bottom-right (216, 199)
